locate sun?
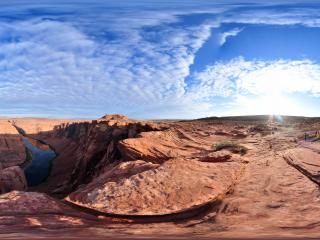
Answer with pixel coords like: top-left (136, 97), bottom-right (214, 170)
top-left (256, 94), bottom-right (294, 115)
top-left (237, 93), bottom-right (304, 116)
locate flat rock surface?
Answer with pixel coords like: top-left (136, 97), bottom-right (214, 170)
top-left (0, 191), bottom-right (70, 214)
top-left (299, 140), bottom-right (320, 153)
top-left (0, 191), bottom-right (109, 235)
top-left (11, 118), bottom-right (86, 134)
top-left (66, 158), bottom-right (244, 216)
top-left (283, 147), bottom-right (320, 184)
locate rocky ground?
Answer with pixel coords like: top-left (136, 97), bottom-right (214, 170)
top-left (0, 115), bottom-right (320, 239)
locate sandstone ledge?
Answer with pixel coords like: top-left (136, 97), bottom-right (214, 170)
top-left (66, 158), bottom-right (244, 216)
top-left (283, 147), bottom-right (320, 184)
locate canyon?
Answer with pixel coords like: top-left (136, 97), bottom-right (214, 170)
top-left (0, 114), bottom-right (320, 239)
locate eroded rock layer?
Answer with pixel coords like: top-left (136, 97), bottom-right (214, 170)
top-left (3, 115), bottom-right (320, 238)
top-left (283, 147), bottom-right (320, 184)
top-left (66, 158), bottom-right (244, 215)
top-left (0, 120), bottom-right (26, 168)
top-left (0, 191), bottom-right (104, 233)
top-left (0, 166), bottom-right (27, 194)
top-left (32, 115), bottom-right (166, 193)
top-left (10, 115), bottom-right (248, 217)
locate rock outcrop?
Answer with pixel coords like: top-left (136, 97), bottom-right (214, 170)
top-left (283, 147), bottom-right (320, 184)
top-left (3, 115), bottom-right (320, 238)
top-left (10, 115), bottom-right (245, 218)
top-left (66, 158), bottom-right (244, 216)
top-left (0, 166), bottom-right (27, 194)
top-left (10, 115), bottom-right (247, 219)
top-left (10, 118), bottom-right (84, 134)
top-left (0, 191), bottom-right (104, 234)
top-left (60, 115), bottom-right (246, 216)
top-left (0, 191), bottom-right (66, 214)
top-left (118, 129), bottom-right (206, 163)
top-left (0, 120), bottom-right (26, 168)
top-left (33, 115), bottom-right (166, 193)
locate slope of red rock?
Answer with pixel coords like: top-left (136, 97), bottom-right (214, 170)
top-left (0, 120), bottom-right (26, 168)
top-left (0, 166), bottom-right (27, 194)
top-left (2, 115), bottom-right (320, 238)
top-left (283, 147), bottom-right (320, 184)
top-left (0, 120), bottom-right (28, 194)
top-left (66, 158), bottom-right (244, 216)
top-left (0, 191), bottom-right (108, 235)
top-left (32, 115), bottom-right (165, 193)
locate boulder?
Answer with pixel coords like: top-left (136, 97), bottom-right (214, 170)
top-left (0, 166), bottom-right (27, 194)
top-left (198, 150), bottom-right (232, 163)
top-left (66, 158), bottom-right (244, 216)
top-left (283, 147), bottom-right (320, 184)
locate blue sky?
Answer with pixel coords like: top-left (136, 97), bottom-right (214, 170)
top-left (1, 0), bottom-right (320, 119)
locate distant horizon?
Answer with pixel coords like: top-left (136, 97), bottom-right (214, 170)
top-left (1, 113), bottom-right (319, 121)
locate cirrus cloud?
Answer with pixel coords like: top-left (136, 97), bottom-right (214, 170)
top-left (1, 1), bottom-right (320, 118)
top-left (192, 57), bottom-right (320, 97)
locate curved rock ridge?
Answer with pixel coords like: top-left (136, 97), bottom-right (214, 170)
top-left (66, 158), bottom-right (244, 216)
top-left (34, 115), bottom-right (167, 193)
top-left (5, 115), bottom-right (248, 218)
top-left (0, 166), bottom-right (27, 194)
top-left (27, 115), bottom-right (248, 216)
top-left (118, 129), bottom-right (210, 163)
top-left (3, 115), bottom-right (320, 237)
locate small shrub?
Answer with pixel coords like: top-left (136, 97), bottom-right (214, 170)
top-left (212, 141), bottom-right (248, 155)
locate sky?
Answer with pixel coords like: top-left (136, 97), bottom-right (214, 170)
top-left (1, 0), bottom-right (320, 119)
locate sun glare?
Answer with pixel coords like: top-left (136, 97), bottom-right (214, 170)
top-left (237, 93), bottom-right (304, 116)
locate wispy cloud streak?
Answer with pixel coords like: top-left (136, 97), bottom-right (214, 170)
top-left (0, 1), bottom-right (320, 118)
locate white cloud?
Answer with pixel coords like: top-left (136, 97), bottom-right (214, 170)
top-left (219, 28), bottom-right (244, 45)
top-left (193, 57), bottom-right (320, 97)
top-left (192, 57), bottom-right (320, 116)
top-left (1, 1), bottom-right (320, 118)
top-left (0, 19), bottom-right (213, 118)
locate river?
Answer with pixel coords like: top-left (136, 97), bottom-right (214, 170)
top-left (22, 137), bottom-right (56, 187)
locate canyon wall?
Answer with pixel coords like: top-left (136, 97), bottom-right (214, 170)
top-left (15, 115), bottom-right (247, 217)
top-left (0, 120), bottom-right (27, 193)
top-left (3, 115), bottom-right (248, 219)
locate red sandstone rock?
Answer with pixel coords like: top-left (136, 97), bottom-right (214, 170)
top-left (198, 150), bottom-right (233, 163)
top-left (0, 166), bottom-right (27, 193)
top-left (214, 130), bottom-right (231, 136)
top-left (283, 147), bottom-right (320, 184)
top-left (5, 115), bottom-right (320, 238)
top-left (34, 115), bottom-right (165, 193)
top-left (0, 120), bottom-right (26, 168)
top-left (66, 158), bottom-right (244, 216)
top-left (0, 191), bottom-right (68, 214)
top-left (11, 118), bottom-right (86, 134)
top-left (0, 191), bottom-right (105, 234)
top-left (99, 114), bottom-right (129, 122)
top-left (118, 129), bottom-right (208, 163)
